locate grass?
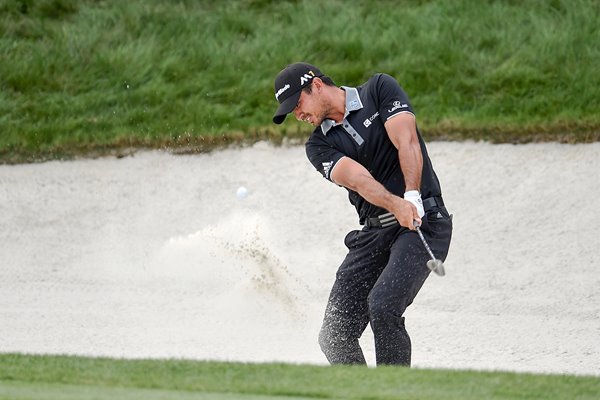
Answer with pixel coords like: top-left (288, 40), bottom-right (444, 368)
top-left (1, 354), bottom-right (599, 400)
top-left (1, 0), bottom-right (599, 162)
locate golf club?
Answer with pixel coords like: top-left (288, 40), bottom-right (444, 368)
top-left (413, 220), bottom-right (445, 276)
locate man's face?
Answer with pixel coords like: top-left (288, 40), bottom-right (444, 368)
top-left (292, 82), bottom-right (325, 127)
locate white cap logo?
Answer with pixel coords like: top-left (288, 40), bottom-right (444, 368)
top-left (299, 71), bottom-right (316, 85)
top-left (275, 84), bottom-right (290, 100)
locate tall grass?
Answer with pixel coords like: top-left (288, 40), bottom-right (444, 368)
top-left (1, 0), bottom-right (599, 161)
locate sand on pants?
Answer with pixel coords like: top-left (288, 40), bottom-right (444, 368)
top-left (1, 141), bottom-right (598, 376)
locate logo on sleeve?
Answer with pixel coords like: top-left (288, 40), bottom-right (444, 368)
top-left (388, 100), bottom-right (408, 113)
top-left (322, 161), bottom-right (334, 178)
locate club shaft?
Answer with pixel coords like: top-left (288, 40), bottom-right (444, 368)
top-left (415, 226), bottom-right (436, 260)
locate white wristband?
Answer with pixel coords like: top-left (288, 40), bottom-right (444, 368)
top-left (404, 190), bottom-right (425, 218)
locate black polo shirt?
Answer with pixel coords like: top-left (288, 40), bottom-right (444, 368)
top-left (305, 73), bottom-right (442, 224)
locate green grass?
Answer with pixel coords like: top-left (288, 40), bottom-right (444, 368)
top-left (1, 0), bottom-right (600, 162)
top-left (1, 354), bottom-right (599, 400)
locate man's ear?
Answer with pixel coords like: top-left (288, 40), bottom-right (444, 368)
top-left (313, 77), bottom-right (323, 92)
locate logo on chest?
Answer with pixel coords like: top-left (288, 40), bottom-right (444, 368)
top-left (363, 112), bottom-right (379, 128)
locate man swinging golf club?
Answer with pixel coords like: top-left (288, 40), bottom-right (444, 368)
top-left (272, 62), bottom-right (453, 366)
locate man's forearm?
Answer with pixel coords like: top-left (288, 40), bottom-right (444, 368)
top-left (349, 173), bottom-right (398, 211)
top-left (331, 157), bottom-right (419, 229)
top-left (397, 138), bottom-right (423, 192)
top-left (345, 172), bottom-right (416, 227)
top-left (384, 113), bottom-right (423, 192)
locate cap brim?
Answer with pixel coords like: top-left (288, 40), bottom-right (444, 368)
top-left (272, 90), bottom-right (301, 124)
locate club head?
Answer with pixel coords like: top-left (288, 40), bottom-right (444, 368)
top-left (427, 259), bottom-right (445, 276)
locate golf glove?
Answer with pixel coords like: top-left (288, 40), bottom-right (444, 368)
top-left (404, 190), bottom-right (425, 218)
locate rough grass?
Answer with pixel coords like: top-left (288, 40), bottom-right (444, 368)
top-left (1, 0), bottom-right (599, 162)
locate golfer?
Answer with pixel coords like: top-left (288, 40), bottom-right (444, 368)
top-left (272, 62), bottom-right (453, 366)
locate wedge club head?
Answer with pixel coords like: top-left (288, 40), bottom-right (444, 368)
top-left (413, 220), bottom-right (445, 276)
top-left (426, 259), bottom-right (445, 277)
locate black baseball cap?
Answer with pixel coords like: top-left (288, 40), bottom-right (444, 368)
top-left (272, 62), bottom-right (324, 124)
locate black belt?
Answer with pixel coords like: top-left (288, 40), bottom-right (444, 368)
top-left (364, 196), bottom-right (444, 228)
top-left (422, 196), bottom-right (444, 211)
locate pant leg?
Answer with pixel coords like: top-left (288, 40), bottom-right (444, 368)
top-left (368, 208), bottom-right (453, 366)
top-left (421, 207), bottom-right (453, 263)
top-left (318, 229), bottom-right (391, 365)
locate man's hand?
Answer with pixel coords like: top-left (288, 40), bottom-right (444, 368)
top-left (403, 190), bottom-right (424, 218)
top-left (390, 196), bottom-right (420, 230)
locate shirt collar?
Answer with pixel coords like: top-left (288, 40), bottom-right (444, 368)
top-left (320, 86), bottom-right (363, 135)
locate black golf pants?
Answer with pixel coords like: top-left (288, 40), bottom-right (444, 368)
top-left (318, 207), bottom-right (453, 366)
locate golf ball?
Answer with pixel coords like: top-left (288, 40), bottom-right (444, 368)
top-left (236, 186), bottom-right (248, 199)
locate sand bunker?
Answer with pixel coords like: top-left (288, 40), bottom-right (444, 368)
top-left (1, 141), bottom-right (598, 376)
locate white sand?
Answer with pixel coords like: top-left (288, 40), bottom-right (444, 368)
top-left (0, 141), bottom-right (598, 376)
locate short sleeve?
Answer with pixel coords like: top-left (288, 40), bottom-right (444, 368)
top-left (375, 73), bottom-right (415, 121)
top-left (305, 134), bottom-right (346, 182)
